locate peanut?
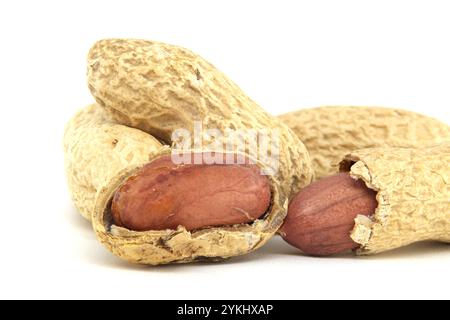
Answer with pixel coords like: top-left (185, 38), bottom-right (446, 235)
top-left (64, 38), bottom-right (313, 265)
top-left (280, 173), bottom-right (378, 256)
top-left (281, 143), bottom-right (450, 256)
top-left (343, 143), bottom-right (450, 255)
top-left (111, 154), bottom-right (271, 231)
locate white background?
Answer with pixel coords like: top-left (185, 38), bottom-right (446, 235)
top-left (0, 0), bottom-right (449, 300)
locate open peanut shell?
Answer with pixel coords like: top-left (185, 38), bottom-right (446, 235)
top-left (340, 143), bottom-right (450, 254)
top-left (64, 103), bottom-right (307, 265)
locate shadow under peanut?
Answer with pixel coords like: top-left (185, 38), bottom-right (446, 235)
top-left (65, 203), bottom-right (145, 271)
top-left (67, 203), bottom-right (449, 270)
top-left (67, 204), bottom-right (269, 271)
top-left (265, 235), bottom-right (449, 260)
top-left (356, 241), bottom-right (449, 260)
top-left (85, 235), bottom-right (450, 270)
top-left (65, 203), bottom-right (92, 235)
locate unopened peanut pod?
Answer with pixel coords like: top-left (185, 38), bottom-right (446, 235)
top-left (65, 105), bottom-right (288, 265)
top-left (279, 107), bottom-right (450, 180)
top-left (87, 39), bottom-right (313, 198)
top-left (340, 143), bottom-right (450, 255)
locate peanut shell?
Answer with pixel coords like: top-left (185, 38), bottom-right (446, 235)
top-left (279, 106), bottom-right (450, 180)
top-left (81, 39), bottom-right (314, 264)
top-left (340, 143), bottom-right (450, 255)
top-left (65, 104), bottom-right (288, 265)
top-left (63, 104), bottom-right (163, 220)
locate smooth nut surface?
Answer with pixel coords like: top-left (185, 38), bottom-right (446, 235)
top-left (280, 173), bottom-right (378, 256)
top-left (111, 153), bottom-right (271, 231)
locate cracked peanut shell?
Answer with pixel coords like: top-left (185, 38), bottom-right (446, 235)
top-left (65, 105), bottom-right (286, 265)
top-left (341, 143), bottom-right (450, 255)
top-left (67, 39), bottom-right (313, 265)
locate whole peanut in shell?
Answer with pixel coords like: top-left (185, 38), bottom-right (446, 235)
top-left (281, 143), bottom-right (450, 256)
top-left (278, 106), bottom-right (450, 180)
top-left (64, 39), bottom-right (313, 265)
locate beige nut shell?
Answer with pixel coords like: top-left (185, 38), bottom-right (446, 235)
top-left (65, 104), bottom-right (292, 265)
top-left (87, 38), bottom-right (313, 198)
top-left (63, 104), bottom-right (163, 220)
top-left (340, 143), bottom-right (450, 255)
top-left (279, 106), bottom-right (450, 180)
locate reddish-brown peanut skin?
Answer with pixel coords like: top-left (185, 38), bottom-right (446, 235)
top-left (111, 154), bottom-right (271, 231)
top-left (280, 173), bottom-right (378, 256)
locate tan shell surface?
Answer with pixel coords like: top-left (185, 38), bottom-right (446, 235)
top-left (63, 104), bottom-right (163, 220)
top-left (279, 106), bottom-right (450, 180)
top-left (65, 105), bottom-right (287, 265)
top-left (341, 143), bottom-right (450, 255)
top-left (87, 38), bottom-right (313, 198)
